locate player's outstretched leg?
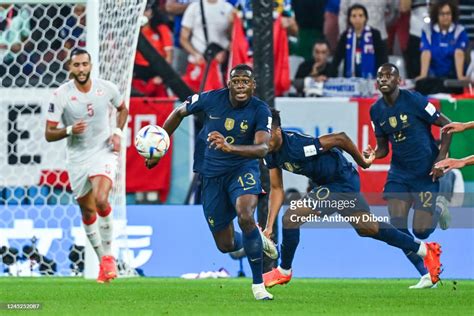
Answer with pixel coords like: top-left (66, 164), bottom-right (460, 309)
top-left (387, 199), bottom-right (434, 287)
top-left (348, 210), bottom-right (442, 288)
top-left (264, 205), bottom-right (312, 288)
top-left (263, 228), bottom-right (297, 287)
top-left (236, 195), bottom-right (273, 300)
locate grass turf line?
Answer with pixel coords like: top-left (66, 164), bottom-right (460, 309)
top-left (0, 278), bottom-right (472, 315)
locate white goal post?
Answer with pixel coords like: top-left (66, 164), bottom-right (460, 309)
top-left (0, 0), bottom-right (147, 277)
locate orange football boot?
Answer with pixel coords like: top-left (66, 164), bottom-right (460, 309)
top-left (424, 242), bottom-right (442, 284)
top-left (263, 268), bottom-right (292, 288)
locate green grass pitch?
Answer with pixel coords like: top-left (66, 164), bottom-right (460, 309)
top-left (0, 278), bottom-right (472, 315)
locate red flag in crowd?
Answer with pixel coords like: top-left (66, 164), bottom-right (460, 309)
top-left (228, 14), bottom-right (290, 96)
top-left (182, 59), bottom-right (224, 93)
top-left (228, 12), bottom-right (251, 78)
top-left (273, 15), bottom-right (291, 96)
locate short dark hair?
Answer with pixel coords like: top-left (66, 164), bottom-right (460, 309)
top-left (313, 39), bottom-right (330, 48)
top-left (271, 108), bottom-right (281, 127)
top-left (430, 0), bottom-right (459, 25)
top-left (347, 3), bottom-right (369, 28)
top-left (378, 63), bottom-right (400, 76)
top-left (230, 64), bottom-right (254, 78)
top-left (70, 48), bottom-right (91, 62)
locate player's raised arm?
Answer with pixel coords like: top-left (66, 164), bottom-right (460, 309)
top-left (318, 132), bottom-right (374, 169)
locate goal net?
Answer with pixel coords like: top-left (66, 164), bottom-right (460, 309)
top-left (0, 0), bottom-right (146, 276)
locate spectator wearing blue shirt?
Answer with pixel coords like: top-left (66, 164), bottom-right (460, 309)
top-left (329, 3), bottom-right (387, 79)
top-left (417, 0), bottom-right (468, 81)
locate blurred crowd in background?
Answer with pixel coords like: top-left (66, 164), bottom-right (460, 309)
top-left (1, 0), bottom-right (474, 96)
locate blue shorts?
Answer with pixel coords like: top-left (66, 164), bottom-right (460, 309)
top-left (306, 167), bottom-right (370, 215)
top-left (383, 176), bottom-right (439, 213)
top-left (201, 164), bottom-right (262, 232)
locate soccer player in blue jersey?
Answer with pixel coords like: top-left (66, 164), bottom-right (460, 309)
top-left (261, 109), bottom-right (442, 288)
top-left (146, 64), bottom-right (277, 300)
top-left (365, 63), bottom-right (452, 288)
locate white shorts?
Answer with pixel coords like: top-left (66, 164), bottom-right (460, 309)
top-left (67, 150), bottom-right (118, 198)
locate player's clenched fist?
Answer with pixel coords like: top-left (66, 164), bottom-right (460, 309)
top-left (363, 144), bottom-right (375, 159)
top-left (72, 120), bottom-right (87, 134)
top-left (109, 134), bottom-right (121, 153)
top-left (207, 131), bottom-right (232, 153)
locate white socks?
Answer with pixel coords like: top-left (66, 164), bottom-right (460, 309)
top-left (278, 266), bottom-right (292, 276)
top-left (98, 206), bottom-right (114, 257)
top-left (83, 215), bottom-right (104, 259)
top-left (417, 241), bottom-right (427, 258)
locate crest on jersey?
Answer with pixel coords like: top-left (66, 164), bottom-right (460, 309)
top-left (208, 216), bottom-right (215, 227)
top-left (389, 116), bottom-right (397, 128)
top-left (284, 162), bottom-right (294, 172)
top-left (225, 118), bottom-right (235, 131)
top-left (240, 120), bottom-right (248, 132)
top-left (48, 103), bottom-right (54, 113)
top-left (95, 89), bottom-right (104, 96)
top-left (400, 114), bottom-right (408, 123)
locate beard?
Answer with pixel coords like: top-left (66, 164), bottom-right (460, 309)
top-left (72, 71), bottom-right (90, 85)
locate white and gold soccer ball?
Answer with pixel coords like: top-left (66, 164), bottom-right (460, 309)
top-left (135, 125), bottom-right (170, 159)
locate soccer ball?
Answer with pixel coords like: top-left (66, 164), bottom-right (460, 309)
top-left (135, 125), bottom-right (170, 159)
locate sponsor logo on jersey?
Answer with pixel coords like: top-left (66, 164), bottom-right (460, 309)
top-left (70, 96), bottom-right (77, 101)
top-left (225, 118), bottom-right (235, 131)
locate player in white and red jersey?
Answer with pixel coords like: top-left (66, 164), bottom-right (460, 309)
top-left (44, 48), bottom-right (128, 283)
